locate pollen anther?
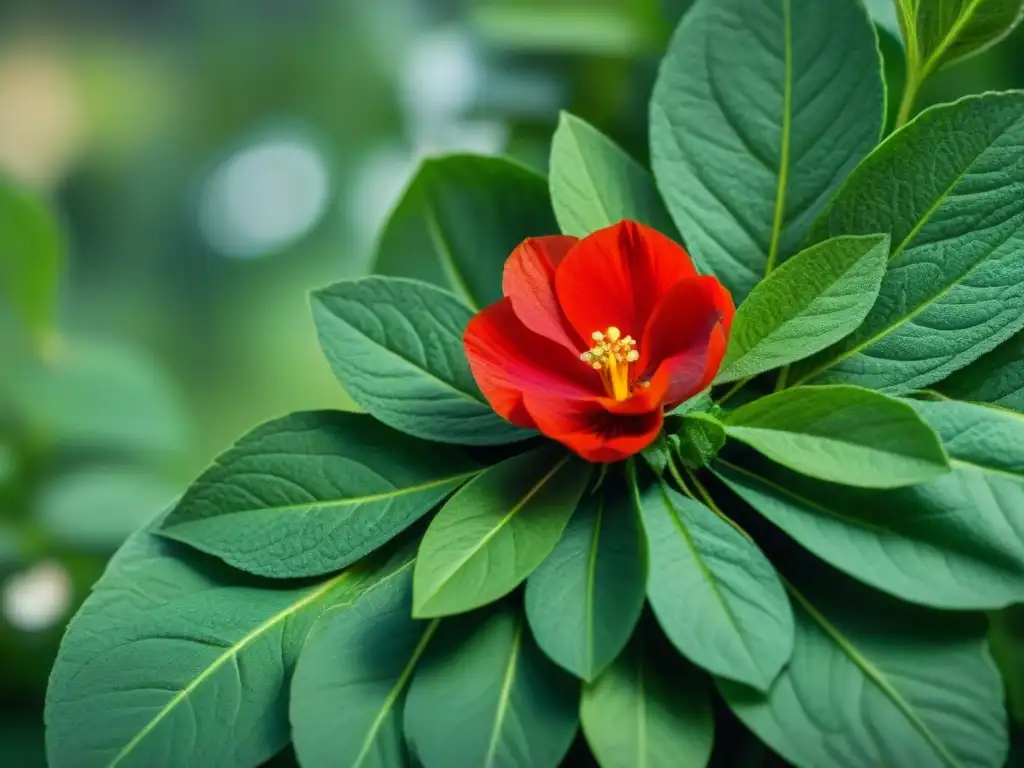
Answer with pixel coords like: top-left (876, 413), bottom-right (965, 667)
top-left (582, 326), bottom-right (639, 401)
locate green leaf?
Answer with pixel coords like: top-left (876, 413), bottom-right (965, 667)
top-left (45, 521), bottom-right (413, 768)
top-left (581, 623), bottom-right (714, 768)
top-left (715, 457), bottom-right (1024, 609)
top-left (524, 482), bottom-right (646, 681)
top-left (906, 0), bottom-right (1024, 74)
top-left (403, 604), bottom-right (579, 768)
top-left (988, 605), bottom-right (1024, 724)
top-left (675, 413), bottom-right (726, 470)
top-left (373, 155), bottom-right (557, 310)
top-left (723, 385), bottom-right (950, 488)
top-left (650, 0), bottom-right (884, 299)
top-left (549, 112), bottom-right (678, 238)
top-left (290, 563), bottom-right (437, 768)
top-left (634, 483), bottom-right (793, 691)
top-left (796, 92), bottom-right (1024, 393)
top-left (719, 573), bottom-right (1009, 768)
top-left (938, 329), bottom-right (1024, 412)
top-left (312, 276), bottom-right (531, 446)
top-left (715, 234), bottom-right (889, 383)
top-left (160, 411), bottom-right (477, 579)
top-left (641, 431), bottom-right (673, 476)
top-left (865, 0), bottom-right (904, 39)
top-left (413, 446), bottom-right (590, 618)
top-left (0, 178), bottom-right (62, 347)
top-left (38, 468), bottom-right (178, 551)
top-left (4, 336), bottom-right (188, 458)
top-left (470, 5), bottom-right (659, 56)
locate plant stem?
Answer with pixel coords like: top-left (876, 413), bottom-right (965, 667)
top-left (666, 455), bottom-right (697, 500)
top-left (683, 463), bottom-right (756, 544)
top-left (775, 365), bottom-right (790, 392)
top-left (894, 68), bottom-right (920, 129)
top-left (715, 377), bottom-right (749, 406)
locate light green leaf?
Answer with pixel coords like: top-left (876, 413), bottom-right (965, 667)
top-left (4, 336), bottom-right (188, 458)
top-left (675, 413), bottom-right (727, 470)
top-left (635, 483), bottom-right (793, 691)
top-left (724, 385), bottom-right (950, 488)
top-left (45, 522), bottom-right (413, 768)
top-left (413, 446), bottom-right (590, 618)
top-left (650, 0), bottom-right (884, 299)
top-left (796, 92), bottom-right (1024, 393)
top-left (720, 573), bottom-right (1009, 768)
top-left (290, 564), bottom-right (437, 768)
top-left (581, 624), bottom-right (714, 768)
top-left (865, 0), bottom-right (904, 39)
top-left (524, 483), bottom-right (646, 681)
top-left (716, 234), bottom-right (889, 383)
top-left (312, 276), bottom-right (531, 446)
top-left (38, 468), bottom-right (178, 551)
top-left (160, 411), bottom-right (477, 579)
top-left (715, 457), bottom-right (1024, 609)
top-left (549, 112), bottom-right (678, 238)
top-left (470, 5), bottom-right (659, 56)
top-left (373, 155), bottom-right (557, 310)
top-left (0, 178), bottom-right (62, 347)
top-left (907, 0), bottom-right (1024, 74)
top-left (403, 605), bottom-right (579, 768)
top-left (938, 329), bottom-right (1024, 412)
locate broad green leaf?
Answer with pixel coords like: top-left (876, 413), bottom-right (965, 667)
top-left (524, 483), bottom-right (646, 681)
top-left (290, 563), bottom-right (437, 768)
top-left (0, 178), bottom-right (62, 346)
top-left (413, 446), bottom-right (590, 618)
top-left (580, 624), bottom-right (714, 768)
top-left (45, 521), bottom-right (413, 768)
top-left (373, 155), bottom-right (557, 310)
top-left (312, 276), bottom-right (531, 445)
top-left (38, 468), bottom-right (178, 551)
top-left (549, 112), bottom-right (677, 238)
top-left (939, 329), bottom-right (1024, 412)
top-left (403, 604), bottom-right (579, 768)
top-left (470, 5), bottom-right (659, 56)
top-left (724, 385), bottom-right (950, 488)
top-left (797, 92), bottom-right (1024, 392)
top-left (160, 411), bottom-right (477, 579)
top-left (719, 573), bottom-right (1009, 768)
top-left (675, 413), bottom-right (726, 470)
top-left (650, 0), bottom-right (884, 299)
top-left (4, 336), bottom-right (188, 458)
top-left (904, 0), bottom-right (1024, 74)
top-left (988, 605), bottom-right (1024, 723)
top-left (635, 483), bottom-right (793, 691)
top-left (715, 235), bottom-right (889, 383)
top-left (715, 457), bottom-right (1024, 609)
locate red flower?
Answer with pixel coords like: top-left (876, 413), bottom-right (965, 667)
top-left (464, 220), bottom-right (734, 462)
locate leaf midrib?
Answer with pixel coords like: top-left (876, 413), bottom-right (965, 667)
top-left (424, 194), bottom-right (478, 310)
top-left (483, 617), bottom-right (524, 768)
top-left (764, 0), bottom-right (793, 275)
top-left (788, 585), bottom-right (962, 768)
top-left (107, 571), bottom-right (353, 767)
top-left (583, 495), bottom-right (604, 677)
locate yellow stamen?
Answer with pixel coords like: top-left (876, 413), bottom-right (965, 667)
top-left (581, 325), bottom-right (639, 401)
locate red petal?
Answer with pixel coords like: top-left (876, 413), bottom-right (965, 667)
top-left (464, 299), bottom-right (601, 428)
top-left (555, 220), bottom-right (698, 343)
top-left (640, 276), bottom-right (731, 405)
top-left (523, 392), bottom-right (663, 462)
top-left (503, 235), bottom-right (580, 353)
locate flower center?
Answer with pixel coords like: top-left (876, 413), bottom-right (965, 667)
top-left (579, 326), bottom-right (638, 401)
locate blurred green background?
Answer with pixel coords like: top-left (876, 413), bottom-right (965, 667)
top-left (0, 0), bottom-right (1020, 763)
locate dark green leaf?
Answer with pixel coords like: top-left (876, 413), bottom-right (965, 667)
top-left (724, 385), bottom-right (950, 488)
top-left (550, 112), bottom-right (677, 238)
top-left (938, 329), bottom-right (1024, 412)
top-left (904, 0), bottom-right (1024, 73)
top-left (290, 563), bottom-right (436, 768)
top-left (865, 0), bottom-right (904, 39)
top-left (635, 483), bottom-right (793, 691)
top-left (0, 178), bottom-right (62, 346)
top-left (715, 457), bottom-right (1024, 609)
top-left (403, 605), bottom-right (579, 768)
top-left (312, 276), bottom-right (531, 445)
top-left (413, 446), bottom-right (590, 618)
top-left (45, 523), bottom-right (412, 768)
top-left (675, 413), bottom-right (726, 470)
top-left (988, 605), bottom-right (1024, 724)
top-left (161, 411), bottom-right (477, 578)
top-left (38, 468), bottom-right (178, 551)
top-left (720, 574), bottom-right (1009, 768)
top-left (373, 155), bottom-right (556, 310)
top-left (716, 235), bottom-right (889, 383)
top-left (581, 625), bottom-right (714, 768)
top-left (641, 431), bottom-right (672, 476)
top-left (797, 92), bottom-right (1024, 392)
top-left (650, 0), bottom-right (884, 299)
top-left (524, 483), bottom-right (646, 681)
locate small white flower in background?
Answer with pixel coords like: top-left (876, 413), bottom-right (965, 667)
top-left (2, 559), bottom-right (72, 632)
